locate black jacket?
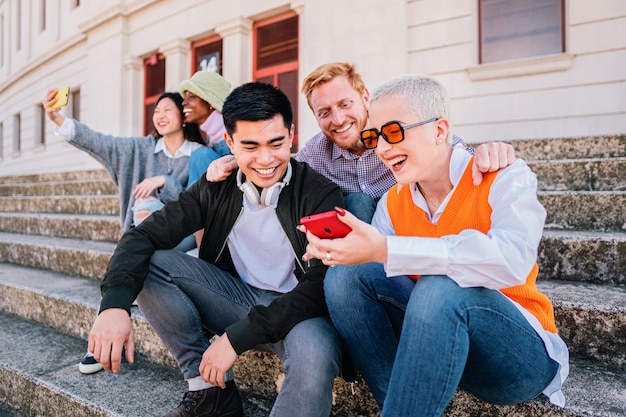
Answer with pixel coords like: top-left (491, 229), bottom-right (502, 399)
top-left (99, 159), bottom-right (344, 355)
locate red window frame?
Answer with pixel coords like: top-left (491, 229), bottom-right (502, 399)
top-left (253, 12), bottom-right (299, 152)
top-left (143, 53), bottom-right (166, 135)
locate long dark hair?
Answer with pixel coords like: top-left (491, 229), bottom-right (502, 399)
top-left (152, 92), bottom-right (205, 146)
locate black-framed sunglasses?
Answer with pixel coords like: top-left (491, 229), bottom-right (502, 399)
top-left (360, 117), bottom-right (440, 149)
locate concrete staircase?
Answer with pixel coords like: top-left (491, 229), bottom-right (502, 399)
top-left (0, 135), bottom-right (624, 416)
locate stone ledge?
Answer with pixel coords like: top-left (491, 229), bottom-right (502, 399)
top-left (539, 191), bottom-right (626, 232)
top-left (0, 170), bottom-right (109, 184)
top-left (0, 213), bottom-right (120, 243)
top-left (1, 262), bottom-right (625, 416)
top-left (2, 308), bottom-right (625, 417)
top-left (0, 195), bottom-right (119, 216)
top-left (508, 135), bottom-right (626, 161)
top-left (0, 179), bottom-right (118, 197)
top-left (539, 230), bottom-right (626, 285)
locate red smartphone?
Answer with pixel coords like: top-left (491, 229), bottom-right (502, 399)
top-left (300, 210), bottom-right (352, 239)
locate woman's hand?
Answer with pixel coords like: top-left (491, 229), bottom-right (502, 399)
top-left (132, 176), bottom-right (166, 199)
top-left (42, 88), bottom-right (66, 127)
top-left (299, 208), bottom-right (388, 267)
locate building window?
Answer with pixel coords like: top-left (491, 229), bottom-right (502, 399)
top-left (71, 88), bottom-right (81, 121)
top-left (40, 0), bottom-right (46, 32)
top-left (253, 13), bottom-right (299, 152)
top-left (1, 14), bottom-right (4, 67)
top-left (12, 113), bottom-right (20, 153)
top-left (479, 0), bottom-right (564, 64)
top-left (35, 105), bottom-right (45, 145)
top-left (16, 0), bottom-right (21, 51)
top-left (192, 37), bottom-right (223, 74)
top-left (143, 54), bottom-right (166, 135)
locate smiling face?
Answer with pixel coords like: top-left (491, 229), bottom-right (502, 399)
top-left (225, 114), bottom-right (294, 189)
top-left (182, 91), bottom-right (212, 124)
top-left (370, 95), bottom-right (450, 186)
top-left (309, 76), bottom-right (370, 155)
top-left (152, 97), bottom-right (183, 137)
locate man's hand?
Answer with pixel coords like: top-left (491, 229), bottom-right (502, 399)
top-left (88, 308), bottom-right (135, 374)
top-left (472, 142), bottom-right (516, 185)
top-left (199, 334), bottom-right (238, 389)
top-left (206, 155), bottom-right (238, 182)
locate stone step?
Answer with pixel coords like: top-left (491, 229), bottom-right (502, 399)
top-left (0, 264), bottom-right (373, 416)
top-left (511, 135), bottom-right (626, 161)
top-left (0, 261), bottom-right (623, 377)
top-left (0, 193), bottom-right (622, 236)
top-left (0, 178), bottom-right (118, 197)
top-left (0, 404), bottom-right (19, 417)
top-left (444, 359), bottom-right (626, 417)
top-left (0, 268), bottom-right (625, 417)
top-left (2, 190), bottom-right (623, 233)
top-left (0, 213), bottom-right (121, 243)
top-left (0, 169), bottom-right (109, 185)
top-left (0, 195), bottom-right (119, 216)
top-left (1, 228), bottom-right (623, 287)
top-left (539, 191), bottom-right (626, 232)
top-left (539, 230), bottom-right (626, 285)
top-left (0, 233), bottom-right (114, 280)
top-left (0, 310), bottom-right (276, 417)
top-left (539, 280), bottom-right (626, 371)
top-left (529, 157), bottom-right (626, 192)
top-left (1, 157), bottom-right (623, 201)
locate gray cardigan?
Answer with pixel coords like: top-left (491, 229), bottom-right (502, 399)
top-left (67, 119), bottom-right (199, 232)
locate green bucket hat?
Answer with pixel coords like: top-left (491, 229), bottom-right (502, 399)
top-left (179, 71), bottom-right (231, 112)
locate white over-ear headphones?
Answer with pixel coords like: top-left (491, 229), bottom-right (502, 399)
top-left (236, 162), bottom-right (292, 206)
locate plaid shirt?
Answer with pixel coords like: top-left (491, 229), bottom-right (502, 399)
top-left (296, 132), bottom-right (470, 201)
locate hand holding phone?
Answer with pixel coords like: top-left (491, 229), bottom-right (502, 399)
top-left (51, 86), bottom-right (70, 109)
top-left (300, 210), bottom-right (352, 239)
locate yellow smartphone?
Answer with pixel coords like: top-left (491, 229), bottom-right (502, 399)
top-left (51, 86), bottom-right (70, 109)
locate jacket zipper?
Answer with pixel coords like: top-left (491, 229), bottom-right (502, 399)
top-left (214, 206), bottom-right (244, 263)
top-left (275, 207), bottom-right (306, 275)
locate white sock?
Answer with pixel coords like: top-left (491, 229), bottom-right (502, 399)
top-left (187, 370), bottom-right (235, 392)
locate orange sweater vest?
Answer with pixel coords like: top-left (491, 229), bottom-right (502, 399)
top-left (387, 158), bottom-right (557, 333)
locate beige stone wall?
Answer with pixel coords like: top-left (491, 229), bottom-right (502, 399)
top-left (405, 0), bottom-right (626, 143)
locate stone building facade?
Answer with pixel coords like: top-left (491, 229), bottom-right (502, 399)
top-left (0, 0), bottom-right (624, 176)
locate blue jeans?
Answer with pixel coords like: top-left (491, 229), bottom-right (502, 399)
top-left (324, 263), bottom-right (559, 416)
top-left (187, 140), bottom-right (232, 188)
top-left (136, 250), bottom-right (341, 417)
top-left (344, 192), bottom-right (377, 223)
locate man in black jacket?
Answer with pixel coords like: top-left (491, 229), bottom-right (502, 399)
top-left (88, 82), bottom-right (345, 417)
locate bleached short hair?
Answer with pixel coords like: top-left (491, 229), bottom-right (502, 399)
top-left (370, 75), bottom-right (452, 145)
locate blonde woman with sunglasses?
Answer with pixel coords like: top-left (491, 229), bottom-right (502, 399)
top-left (301, 75), bottom-right (569, 417)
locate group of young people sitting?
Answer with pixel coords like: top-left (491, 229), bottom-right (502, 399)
top-left (42, 62), bottom-right (568, 417)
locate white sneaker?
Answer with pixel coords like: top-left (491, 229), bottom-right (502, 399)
top-left (78, 352), bottom-right (104, 374)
